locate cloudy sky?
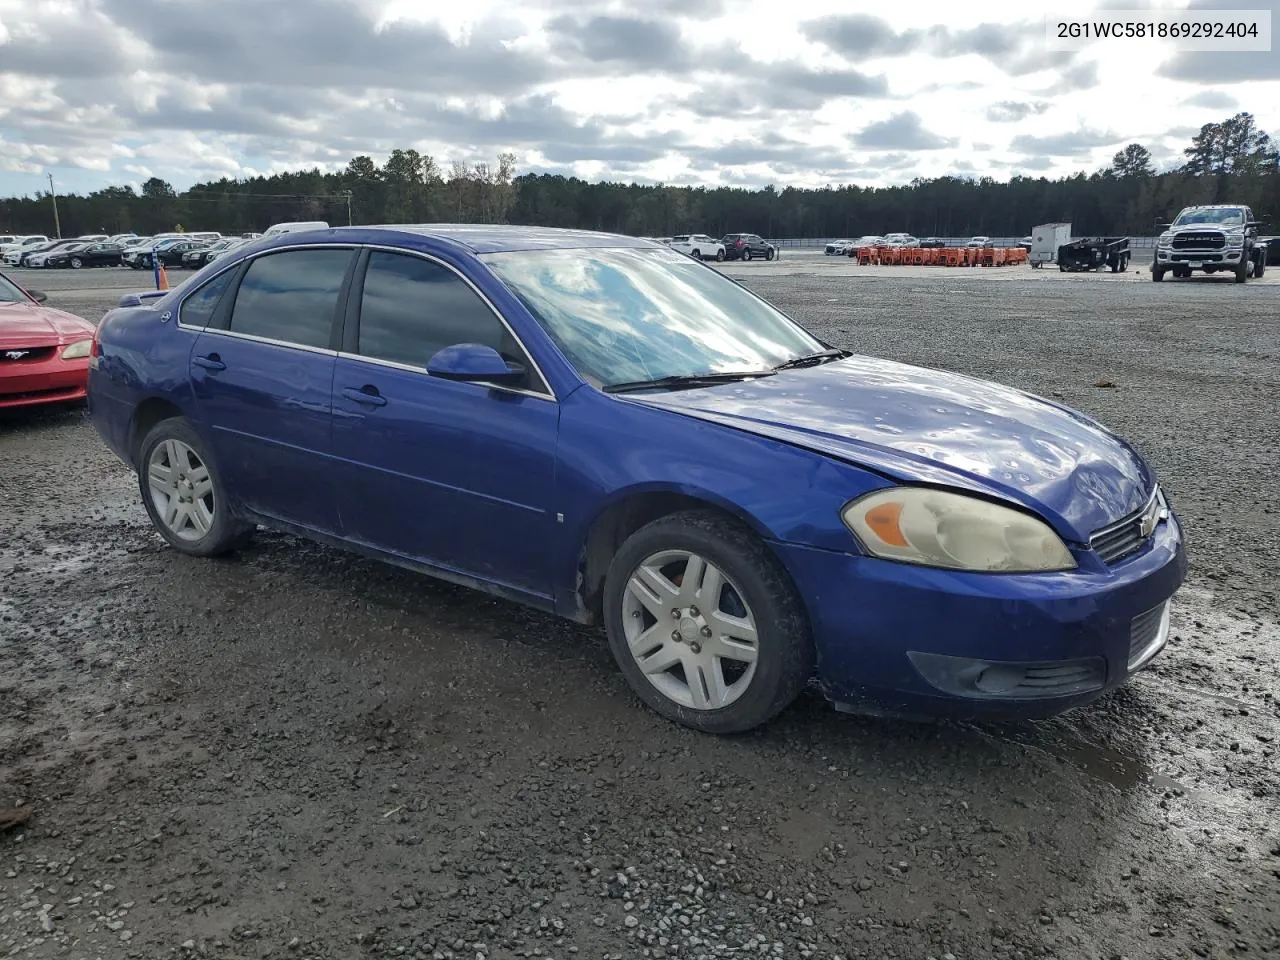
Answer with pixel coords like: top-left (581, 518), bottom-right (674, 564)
top-left (0, 0), bottom-right (1277, 198)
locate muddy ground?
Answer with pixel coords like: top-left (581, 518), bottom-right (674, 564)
top-left (1, 262), bottom-right (1277, 960)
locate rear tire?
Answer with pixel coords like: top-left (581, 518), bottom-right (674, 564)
top-left (70, 257), bottom-right (83, 269)
top-left (603, 510), bottom-right (814, 734)
top-left (137, 417), bottom-right (254, 558)
top-left (742, 248), bottom-right (753, 261)
top-left (690, 249), bottom-right (700, 260)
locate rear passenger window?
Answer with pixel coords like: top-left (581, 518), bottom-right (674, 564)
top-left (357, 251), bottom-right (519, 368)
top-left (228, 249), bottom-right (352, 348)
top-left (179, 268), bottom-right (236, 328)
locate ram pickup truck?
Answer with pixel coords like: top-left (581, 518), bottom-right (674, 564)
top-left (1153, 204), bottom-right (1265, 283)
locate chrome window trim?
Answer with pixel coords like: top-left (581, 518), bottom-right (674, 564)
top-left (196, 326), bottom-right (338, 357)
top-left (335, 350), bottom-right (554, 403)
top-left (356, 243), bottom-right (557, 401)
top-left (175, 241), bottom-right (559, 401)
top-left (175, 242), bottom-right (359, 333)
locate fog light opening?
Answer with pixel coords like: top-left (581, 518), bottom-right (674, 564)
top-left (973, 665), bottom-right (1026, 695)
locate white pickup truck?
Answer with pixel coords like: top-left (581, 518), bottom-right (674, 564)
top-left (666, 234), bottom-right (726, 261)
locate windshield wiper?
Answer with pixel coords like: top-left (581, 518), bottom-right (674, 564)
top-left (603, 370), bottom-right (776, 394)
top-left (772, 348), bottom-right (849, 371)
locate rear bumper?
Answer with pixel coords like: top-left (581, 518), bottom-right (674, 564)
top-left (772, 511), bottom-right (1187, 719)
top-left (0, 356), bottom-right (89, 409)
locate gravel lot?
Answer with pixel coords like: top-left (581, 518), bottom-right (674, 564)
top-left (1, 260), bottom-right (1277, 960)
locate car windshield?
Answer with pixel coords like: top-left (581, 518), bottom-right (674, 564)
top-left (1174, 207), bottom-right (1245, 227)
top-left (482, 246), bottom-right (825, 389)
top-left (0, 273), bottom-right (28, 302)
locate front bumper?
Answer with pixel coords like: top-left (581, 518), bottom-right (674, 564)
top-left (0, 354), bottom-right (90, 409)
top-left (1156, 248), bottom-right (1243, 265)
top-left (773, 510), bottom-right (1186, 719)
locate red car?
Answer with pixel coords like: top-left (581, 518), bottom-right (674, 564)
top-left (0, 270), bottom-right (95, 410)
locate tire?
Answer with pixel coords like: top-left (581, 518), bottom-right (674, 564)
top-left (137, 417), bottom-right (253, 557)
top-left (765, 247), bottom-right (775, 261)
top-left (1152, 266), bottom-right (1165, 282)
top-left (1235, 261), bottom-right (1248, 283)
top-left (715, 249), bottom-right (725, 261)
top-left (690, 249), bottom-right (700, 260)
top-left (1254, 254), bottom-right (1265, 279)
top-left (602, 510), bottom-right (814, 734)
top-left (1059, 264), bottom-right (1066, 272)
top-left (70, 257), bottom-right (83, 269)
top-left (742, 248), bottom-right (752, 261)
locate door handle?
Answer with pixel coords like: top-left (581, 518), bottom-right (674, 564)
top-left (342, 386), bottom-right (388, 407)
top-left (192, 353), bottom-right (226, 371)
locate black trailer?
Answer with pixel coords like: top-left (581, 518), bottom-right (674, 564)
top-left (1057, 236), bottom-right (1130, 273)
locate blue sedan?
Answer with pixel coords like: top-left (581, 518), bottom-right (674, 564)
top-left (86, 225), bottom-right (1186, 733)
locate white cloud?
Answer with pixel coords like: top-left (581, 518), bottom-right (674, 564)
top-left (0, 0), bottom-right (1277, 195)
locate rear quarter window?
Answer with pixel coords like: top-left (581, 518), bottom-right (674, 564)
top-left (179, 269), bottom-right (237, 329)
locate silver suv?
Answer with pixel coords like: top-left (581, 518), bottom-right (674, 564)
top-left (1153, 204), bottom-right (1264, 283)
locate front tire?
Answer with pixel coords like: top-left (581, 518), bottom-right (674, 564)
top-left (765, 247), bottom-right (775, 261)
top-left (1152, 265), bottom-right (1165, 282)
top-left (1235, 261), bottom-right (1249, 283)
top-left (715, 249), bottom-right (725, 261)
top-left (603, 510), bottom-right (814, 734)
top-left (1254, 253), bottom-right (1265, 278)
top-left (137, 417), bottom-right (253, 557)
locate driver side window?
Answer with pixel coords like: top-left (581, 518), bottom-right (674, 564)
top-left (356, 251), bottom-right (535, 387)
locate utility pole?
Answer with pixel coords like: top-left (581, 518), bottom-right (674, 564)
top-left (48, 173), bottom-right (62, 239)
top-left (343, 189), bottom-right (352, 226)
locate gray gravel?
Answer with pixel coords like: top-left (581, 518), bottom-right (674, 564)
top-left (1, 263), bottom-right (1277, 959)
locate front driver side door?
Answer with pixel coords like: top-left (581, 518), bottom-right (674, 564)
top-left (329, 248), bottom-right (559, 600)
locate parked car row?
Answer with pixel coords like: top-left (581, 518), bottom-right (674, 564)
top-left (3, 231), bottom-right (265, 269)
top-left (643, 233), bottom-right (779, 262)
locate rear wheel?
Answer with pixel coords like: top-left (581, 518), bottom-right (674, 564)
top-left (137, 417), bottom-right (253, 557)
top-left (70, 257), bottom-right (83, 269)
top-left (690, 249), bottom-right (701, 260)
top-left (1254, 253), bottom-right (1265, 278)
top-left (603, 511), bottom-right (814, 734)
top-left (742, 248), bottom-right (753, 261)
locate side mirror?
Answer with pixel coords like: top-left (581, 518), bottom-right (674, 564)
top-left (26, 289), bottom-right (47, 303)
top-left (427, 343), bottom-right (525, 385)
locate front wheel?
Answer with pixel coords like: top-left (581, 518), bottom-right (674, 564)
top-left (715, 249), bottom-right (725, 261)
top-left (137, 417), bottom-right (253, 557)
top-left (1235, 261), bottom-right (1249, 283)
top-left (1254, 253), bottom-right (1265, 278)
top-left (1152, 265), bottom-right (1165, 282)
top-left (765, 247), bottom-right (775, 261)
top-left (603, 510), bottom-right (814, 734)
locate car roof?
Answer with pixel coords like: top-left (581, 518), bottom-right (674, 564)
top-left (310, 223), bottom-right (657, 255)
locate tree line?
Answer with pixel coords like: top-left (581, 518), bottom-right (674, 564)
top-left (2, 112), bottom-right (1276, 241)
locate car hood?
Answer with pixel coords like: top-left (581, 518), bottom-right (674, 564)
top-left (0, 301), bottom-right (95, 346)
top-left (625, 355), bottom-right (1154, 542)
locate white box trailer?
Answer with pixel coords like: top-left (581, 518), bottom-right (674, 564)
top-left (1030, 222), bottom-right (1072, 267)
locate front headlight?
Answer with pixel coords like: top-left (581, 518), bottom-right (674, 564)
top-left (1226, 233), bottom-right (1245, 247)
top-left (61, 339), bottom-right (92, 360)
top-left (841, 488), bottom-right (1077, 573)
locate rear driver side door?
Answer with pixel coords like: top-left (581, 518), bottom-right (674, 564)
top-left (188, 246), bottom-right (356, 534)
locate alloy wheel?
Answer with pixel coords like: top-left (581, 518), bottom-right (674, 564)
top-left (621, 549), bottom-right (759, 710)
top-left (147, 439), bottom-right (215, 541)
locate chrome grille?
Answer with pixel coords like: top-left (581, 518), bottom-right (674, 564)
top-left (1128, 601), bottom-right (1170, 670)
top-left (1090, 489), bottom-right (1164, 565)
top-left (1171, 232), bottom-right (1225, 249)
